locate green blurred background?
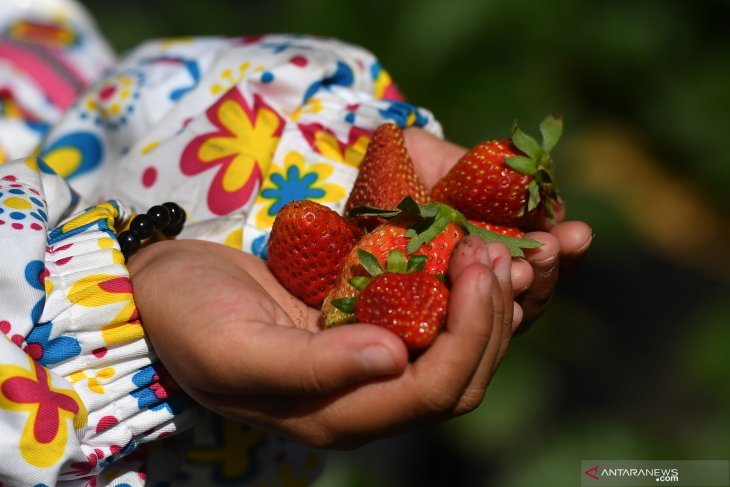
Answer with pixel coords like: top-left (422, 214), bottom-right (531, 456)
top-left (80, 0), bottom-right (730, 485)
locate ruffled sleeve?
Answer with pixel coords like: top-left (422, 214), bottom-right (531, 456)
top-left (0, 157), bottom-right (196, 486)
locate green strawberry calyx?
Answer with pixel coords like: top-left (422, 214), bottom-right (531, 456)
top-left (504, 114), bottom-right (563, 222)
top-left (332, 249), bottom-right (427, 313)
top-left (349, 196), bottom-right (542, 258)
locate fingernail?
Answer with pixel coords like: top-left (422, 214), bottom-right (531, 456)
top-left (575, 234), bottom-right (595, 254)
top-left (534, 255), bottom-right (558, 268)
top-left (361, 345), bottom-right (397, 375)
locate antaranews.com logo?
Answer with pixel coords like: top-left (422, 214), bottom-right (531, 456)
top-left (580, 460), bottom-right (729, 486)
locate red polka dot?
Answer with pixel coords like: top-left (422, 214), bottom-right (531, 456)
top-left (97, 415), bottom-right (119, 434)
top-left (31, 222), bottom-right (43, 231)
top-left (0, 220), bottom-right (5, 225)
top-left (93, 347), bottom-right (108, 358)
top-left (141, 167), bottom-right (157, 188)
top-left (1, 175), bottom-right (17, 181)
top-left (11, 222), bottom-right (23, 230)
top-left (240, 34), bottom-right (263, 45)
top-left (290, 55), bottom-right (308, 67)
top-left (26, 343), bottom-right (43, 360)
top-left (0, 320), bottom-right (10, 333)
top-left (98, 84), bottom-right (117, 101)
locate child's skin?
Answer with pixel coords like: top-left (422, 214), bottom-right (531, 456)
top-left (127, 127), bottom-right (592, 450)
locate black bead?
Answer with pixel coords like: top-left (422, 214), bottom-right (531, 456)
top-left (162, 222), bottom-right (184, 237)
top-left (129, 214), bottom-right (155, 240)
top-left (163, 202), bottom-right (185, 227)
top-left (118, 230), bottom-right (141, 257)
top-left (146, 204), bottom-right (171, 229)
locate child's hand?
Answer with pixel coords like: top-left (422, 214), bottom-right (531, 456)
top-left (127, 237), bottom-right (513, 449)
top-left (404, 127), bottom-right (593, 331)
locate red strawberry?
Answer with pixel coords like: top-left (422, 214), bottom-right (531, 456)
top-left (267, 200), bottom-right (363, 308)
top-left (319, 216), bottom-right (461, 328)
top-left (319, 197), bottom-right (540, 328)
top-left (354, 271), bottom-right (449, 351)
top-left (345, 123), bottom-right (430, 229)
top-left (431, 115), bottom-right (563, 230)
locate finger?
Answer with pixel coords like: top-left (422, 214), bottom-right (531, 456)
top-left (512, 302), bottom-right (524, 331)
top-left (459, 242), bottom-right (514, 408)
top-left (412, 237), bottom-right (510, 413)
top-left (550, 220), bottom-right (594, 275)
top-left (514, 231), bottom-right (561, 333)
top-left (403, 127), bottom-right (467, 189)
top-left (488, 243), bottom-right (515, 365)
top-left (195, 321), bottom-right (410, 396)
top-left (531, 198), bottom-right (567, 231)
top-left (511, 257), bottom-right (534, 296)
top-left (401, 236), bottom-right (500, 414)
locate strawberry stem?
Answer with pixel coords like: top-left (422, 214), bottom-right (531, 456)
top-left (350, 196), bottom-right (542, 258)
top-left (504, 115), bottom-right (563, 226)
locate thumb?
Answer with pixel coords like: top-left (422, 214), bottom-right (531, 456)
top-left (190, 322), bottom-right (409, 396)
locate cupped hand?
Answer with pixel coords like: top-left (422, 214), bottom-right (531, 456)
top-left (404, 126), bottom-right (593, 331)
top-left (127, 237), bottom-right (512, 449)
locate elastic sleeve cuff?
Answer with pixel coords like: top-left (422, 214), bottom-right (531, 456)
top-left (38, 200), bottom-right (197, 480)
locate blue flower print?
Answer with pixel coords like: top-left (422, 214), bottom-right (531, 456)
top-left (260, 164), bottom-right (326, 217)
top-left (25, 321), bottom-right (82, 367)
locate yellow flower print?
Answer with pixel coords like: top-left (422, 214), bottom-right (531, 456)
top-left (180, 87), bottom-right (285, 216)
top-left (59, 201), bottom-right (118, 235)
top-left (289, 97), bottom-right (323, 121)
top-left (67, 367), bottom-right (115, 394)
top-left (210, 62), bottom-right (254, 96)
top-left (186, 418), bottom-right (266, 480)
top-left (298, 122), bottom-right (371, 168)
top-left (68, 273), bottom-right (144, 346)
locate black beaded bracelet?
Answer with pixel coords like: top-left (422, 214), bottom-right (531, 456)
top-left (118, 202), bottom-right (186, 261)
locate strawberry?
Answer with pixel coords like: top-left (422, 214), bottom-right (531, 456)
top-left (468, 220), bottom-right (525, 238)
top-left (267, 200), bottom-right (363, 308)
top-left (330, 249), bottom-right (449, 351)
top-left (318, 216), bottom-right (461, 328)
top-left (345, 123), bottom-right (431, 229)
top-left (319, 197), bottom-right (540, 328)
top-left (431, 115), bottom-right (563, 230)
top-left (354, 270), bottom-right (449, 351)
